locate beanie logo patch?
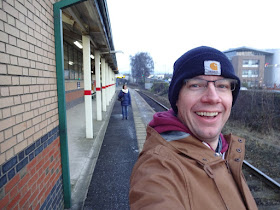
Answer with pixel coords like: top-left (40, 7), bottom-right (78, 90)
top-left (204, 61), bottom-right (221, 75)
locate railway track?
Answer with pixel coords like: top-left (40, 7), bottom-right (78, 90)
top-left (136, 90), bottom-right (280, 210)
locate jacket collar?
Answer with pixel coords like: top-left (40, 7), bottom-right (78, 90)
top-left (145, 126), bottom-right (245, 166)
top-left (149, 109), bottom-right (228, 153)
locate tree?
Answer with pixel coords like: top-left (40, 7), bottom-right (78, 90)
top-left (130, 52), bottom-right (154, 85)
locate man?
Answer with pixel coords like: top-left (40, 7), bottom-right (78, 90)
top-left (129, 46), bottom-right (257, 209)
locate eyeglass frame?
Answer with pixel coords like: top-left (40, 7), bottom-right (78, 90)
top-left (183, 78), bottom-right (238, 92)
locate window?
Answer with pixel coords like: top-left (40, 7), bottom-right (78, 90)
top-left (242, 59), bottom-right (259, 67)
top-left (63, 41), bottom-right (83, 80)
top-left (242, 69), bottom-right (259, 77)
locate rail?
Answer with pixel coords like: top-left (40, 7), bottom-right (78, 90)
top-left (243, 160), bottom-right (280, 189)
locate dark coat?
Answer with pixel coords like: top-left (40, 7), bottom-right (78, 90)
top-left (118, 89), bottom-right (131, 106)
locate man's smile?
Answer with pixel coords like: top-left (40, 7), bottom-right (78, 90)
top-left (195, 112), bottom-right (219, 117)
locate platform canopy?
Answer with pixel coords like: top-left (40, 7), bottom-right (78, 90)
top-left (62, 0), bottom-right (118, 73)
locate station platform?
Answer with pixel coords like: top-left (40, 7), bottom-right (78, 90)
top-left (66, 88), bottom-right (156, 209)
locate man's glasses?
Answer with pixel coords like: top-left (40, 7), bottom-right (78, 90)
top-left (183, 78), bottom-right (238, 93)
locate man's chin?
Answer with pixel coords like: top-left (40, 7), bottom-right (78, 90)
top-left (196, 131), bottom-right (220, 143)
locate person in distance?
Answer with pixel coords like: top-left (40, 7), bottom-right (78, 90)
top-left (129, 46), bottom-right (257, 209)
top-left (118, 84), bottom-right (131, 120)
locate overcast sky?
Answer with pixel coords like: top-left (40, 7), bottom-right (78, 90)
top-left (107, 0), bottom-right (280, 74)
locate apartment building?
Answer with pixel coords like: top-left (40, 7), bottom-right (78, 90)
top-left (224, 47), bottom-right (280, 88)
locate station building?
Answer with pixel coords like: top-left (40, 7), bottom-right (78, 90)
top-left (0, 0), bottom-right (118, 208)
top-left (224, 47), bottom-right (280, 88)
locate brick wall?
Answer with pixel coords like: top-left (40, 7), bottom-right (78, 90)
top-left (65, 89), bottom-right (84, 103)
top-left (0, 0), bottom-right (64, 208)
top-left (0, 127), bottom-right (63, 209)
top-left (65, 81), bottom-right (85, 109)
top-left (65, 89), bottom-right (84, 110)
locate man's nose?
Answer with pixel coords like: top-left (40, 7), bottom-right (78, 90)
top-left (201, 82), bottom-right (222, 104)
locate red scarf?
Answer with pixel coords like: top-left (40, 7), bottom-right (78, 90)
top-left (149, 109), bottom-right (228, 153)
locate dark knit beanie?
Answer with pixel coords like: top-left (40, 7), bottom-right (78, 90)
top-left (169, 46), bottom-right (240, 114)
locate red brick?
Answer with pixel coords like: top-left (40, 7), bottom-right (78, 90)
top-left (18, 173), bottom-right (30, 189)
top-left (19, 191), bottom-right (31, 207)
top-left (30, 167), bottom-right (36, 175)
top-left (55, 161), bottom-right (62, 170)
top-left (35, 203), bottom-right (40, 210)
top-left (36, 158), bottom-right (45, 171)
top-left (30, 180), bottom-right (37, 193)
top-left (29, 188), bottom-right (39, 204)
top-left (66, 90), bottom-right (83, 102)
top-left (7, 193), bottom-right (20, 209)
top-left (38, 182), bottom-right (43, 191)
top-left (42, 161), bottom-right (49, 171)
top-left (0, 194), bottom-right (10, 209)
top-left (53, 150), bottom-right (57, 157)
top-left (57, 170), bottom-right (62, 178)
top-left (38, 186), bottom-right (45, 200)
top-left (45, 185), bottom-right (51, 196)
top-left (44, 173), bottom-right (50, 183)
top-left (22, 202), bottom-right (29, 210)
top-left (21, 184), bottom-right (29, 197)
top-left (38, 181), bottom-right (44, 190)
top-left (9, 185), bottom-right (19, 200)
top-left (36, 157), bottom-right (45, 168)
top-left (41, 149), bottom-right (47, 157)
top-left (50, 173), bottom-right (56, 183)
top-left (54, 148), bottom-right (59, 156)
top-left (27, 181), bottom-right (35, 191)
top-left (28, 173), bottom-right (38, 188)
top-left (36, 173), bottom-right (43, 185)
top-left (48, 150), bottom-right (54, 157)
top-left (13, 204), bottom-right (19, 210)
top-left (35, 154), bottom-right (42, 162)
top-left (38, 168), bottom-right (43, 177)
top-left (45, 146), bottom-right (50, 153)
top-left (5, 174), bottom-right (20, 193)
top-left (32, 197), bottom-right (39, 209)
top-left (49, 161), bottom-right (55, 170)
top-left (27, 158), bottom-right (37, 171)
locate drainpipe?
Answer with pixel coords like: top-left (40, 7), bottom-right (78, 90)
top-left (53, 0), bottom-right (86, 208)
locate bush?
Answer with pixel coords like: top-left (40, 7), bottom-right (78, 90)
top-left (229, 90), bottom-right (280, 133)
top-left (151, 82), bottom-right (169, 96)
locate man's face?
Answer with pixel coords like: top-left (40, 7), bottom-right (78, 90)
top-left (176, 75), bottom-right (233, 144)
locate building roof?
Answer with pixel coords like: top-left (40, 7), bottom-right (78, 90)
top-left (223, 46), bottom-right (273, 55)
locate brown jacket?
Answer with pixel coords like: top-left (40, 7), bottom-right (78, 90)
top-left (129, 126), bottom-right (257, 210)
